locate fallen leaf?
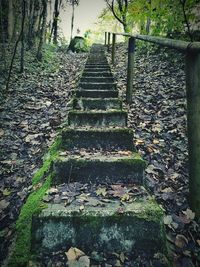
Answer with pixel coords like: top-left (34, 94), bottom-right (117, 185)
top-left (3, 189), bottom-right (11, 196)
top-left (119, 252), bottom-right (125, 263)
top-left (175, 234), bottom-right (188, 248)
top-left (153, 139), bottom-right (160, 144)
top-left (118, 150), bottom-right (132, 156)
top-left (135, 139), bottom-right (145, 145)
top-left (79, 205), bottom-right (85, 211)
top-left (109, 184), bottom-right (128, 198)
top-left (164, 215), bottom-right (173, 225)
top-left (182, 208), bottom-right (195, 221)
top-left (0, 199), bottom-right (9, 210)
top-left (96, 187), bottom-right (107, 197)
top-left (120, 193), bottom-right (130, 202)
top-left (65, 247), bottom-right (85, 261)
top-left (0, 129), bottom-right (5, 138)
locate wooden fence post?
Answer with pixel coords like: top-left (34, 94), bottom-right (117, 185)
top-left (186, 50), bottom-right (200, 217)
top-left (112, 33), bottom-right (116, 65)
top-left (126, 37), bottom-right (135, 104)
top-left (107, 32), bottom-right (111, 52)
top-left (105, 32), bottom-right (107, 46)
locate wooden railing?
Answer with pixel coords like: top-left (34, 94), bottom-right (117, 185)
top-left (105, 31), bottom-right (200, 217)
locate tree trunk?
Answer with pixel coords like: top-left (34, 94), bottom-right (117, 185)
top-left (146, 17), bottom-right (151, 34)
top-left (8, 0), bottom-right (14, 41)
top-left (53, 0), bottom-right (59, 44)
top-left (0, 0), bottom-right (7, 71)
top-left (20, 0), bottom-right (26, 73)
top-left (37, 0), bottom-right (47, 61)
top-left (70, 1), bottom-right (75, 41)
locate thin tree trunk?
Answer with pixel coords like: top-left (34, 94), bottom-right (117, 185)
top-left (53, 0), bottom-right (59, 44)
top-left (70, 1), bottom-right (75, 41)
top-left (6, 0), bottom-right (25, 91)
top-left (20, 0), bottom-right (26, 73)
top-left (180, 0), bottom-right (193, 41)
top-left (0, 0), bottom-right (7, 71)
top-left (8, 0), bottom-right (14, 41)
top-left (37, 0), bottom-right (47, 61)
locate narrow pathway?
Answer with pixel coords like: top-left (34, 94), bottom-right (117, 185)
top-left (29, 45), bottom-right (167, 265)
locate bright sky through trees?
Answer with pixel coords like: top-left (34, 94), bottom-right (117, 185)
top-left (60, 0), bottom-right (106, 40)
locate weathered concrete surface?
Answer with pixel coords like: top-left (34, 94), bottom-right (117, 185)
top-left (68, 110), bottom-right (127, 127)
top-left (61, 127), bottom-right (135, 150)
top-left (79, 82), bottom-right (116, 90)
top-left (52, 153), bottom-right (146, 185)
top-left (76, 89), bottom-right (118, 98)
top-left (73, 97), bottom-right (122, 110)
top-left (31, 199), bottom-right (166, 255)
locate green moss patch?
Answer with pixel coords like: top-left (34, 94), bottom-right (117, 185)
top-left (32, 136), bottom-right (61, 185)
top-left (9, 175), bottom-right (52, 267)
top-left (9, 137), bottom-right (62, 266)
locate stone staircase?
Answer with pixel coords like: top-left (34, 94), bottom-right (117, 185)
top-left (31, 44), bottom-right (167, 265)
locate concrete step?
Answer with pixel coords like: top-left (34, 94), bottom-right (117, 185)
top-left (86, 61), bottom-right (107, 64)
top-left (31, 188), bottom-right (166, 255)
top-left (80, 76), bottom-right (114, 83)
top-left (76, 89), bottom-right (118, 98)
top-left (79, 82), bottom-right (116, 90)
top-left (86, 60), bottom-right (108, 63)
top-left (82, 71), bottom-right (112, 77)
top-left (85, 64), bottom-right (109, 68)
top-left (52, 152), bottom-right (145, 184)
top-left (68, 110), bottom-right (127, 127)
top-left (73, 97), bottom-right (122, 110)
top-left (84, 67), bottom-right (110, 72)
top-left (61, 127), bottom-right (134, 150)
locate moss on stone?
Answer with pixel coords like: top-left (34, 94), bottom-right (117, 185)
top-left (8, 136), bottom-right (62, 266)
top-left (32, 136), bottom-right (62, 185)
top-left (8, 175), bottom-right (52, 267)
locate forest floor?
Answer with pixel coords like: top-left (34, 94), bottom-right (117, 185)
top-left (107, 42), bottom-right (200, 267)
top-left (0, 47), bottom-right (87, 265)
top-left (0, 42), bottom-right (200, 266)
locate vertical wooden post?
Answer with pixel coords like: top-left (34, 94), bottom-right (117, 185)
top-left (126, 37), bottom-right (135, 104)
top-left (107, 32), bottom-right (111, 52)
top-left (186, 50), bottom-right (200, 217)
top-left (112, 33), bottom-right (116, 65)
top-left (105, 32), bottom-right (107, 46)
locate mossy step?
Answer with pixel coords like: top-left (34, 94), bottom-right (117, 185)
top-left (61, 127), bottom-right (135, 150)
top-left (68, 110), bottom-right (127, 127)
top-left (85, 64), bottom-right (109, 68)
top-left (76, 89), bottom-right (118, 98)
top-left (80, 77), bottom-right (114, 83)
top-left (86, 62), bottom-right (108, 65)
top-left (31, 196), bottom-right (166, 255)
top-left (82, 71), bottom-right (112, 77)
top-left (73, 97), bottom-right (122, 110)
top-left (84, 67), bottom-right (110, 72)
top-left (79, 82), bottom-right (116, 90)
top-left (52, 153), bottom-right (145, 184)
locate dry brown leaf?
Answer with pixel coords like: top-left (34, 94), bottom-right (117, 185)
top-left (0, 129), bottom-right (5, 138)
top-left (65, 247), bottom-right (85, 261)
top-left (175, 234), bottom-right (188, 248)
top-left (118, 150), bottom-right (132, 156)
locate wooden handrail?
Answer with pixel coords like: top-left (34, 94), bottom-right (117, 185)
top-left (112, 32), bottom-right (200, 52)
top-left (105, 31), bottom-right (200, 217)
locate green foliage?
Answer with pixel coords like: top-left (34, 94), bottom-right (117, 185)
top-left (68, 36), bottom-right (89, 53)
top-left (128, 0), bottom-right (199, 36)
